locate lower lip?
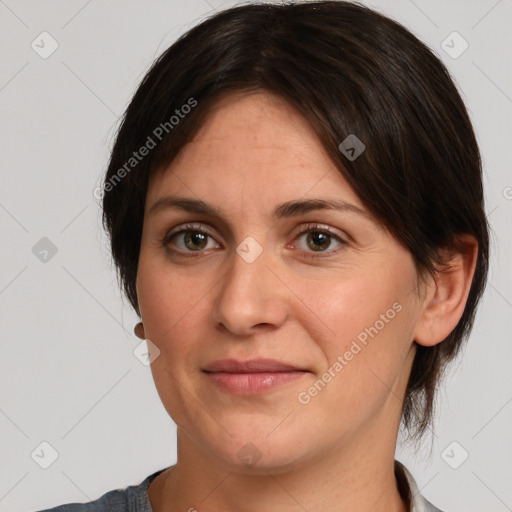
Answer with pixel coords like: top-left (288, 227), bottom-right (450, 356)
top-left (204, 371), bottom-right (307, 395)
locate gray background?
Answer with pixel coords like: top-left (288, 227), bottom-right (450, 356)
top-left (0, 0), bottom-right (510, 510)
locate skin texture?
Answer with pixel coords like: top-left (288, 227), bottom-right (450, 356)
top-left (135, 91), bottom-right (478, 512)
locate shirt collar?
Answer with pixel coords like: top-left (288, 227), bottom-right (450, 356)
top-left (395, 459), bottom-right (437, 512)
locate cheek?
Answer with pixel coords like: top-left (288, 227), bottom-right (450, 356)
top-left (295, 272), bottom-right (404, 349)
top-left (296, 272), bottom-right (415, 407)
top-left (137, 261), bottom-right (211, 423)
top-left (136, 256), bottom-right (217, 387)
top-left (136, 251), bottom-right (207, 340)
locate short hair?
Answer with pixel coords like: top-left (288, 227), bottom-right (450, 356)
top-left (101, 1), bottom-right (489, 443)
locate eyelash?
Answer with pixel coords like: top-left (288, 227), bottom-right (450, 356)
top-left (160, 223), bottom-right (347, 259)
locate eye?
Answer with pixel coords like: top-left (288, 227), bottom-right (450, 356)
top-left (161, 222), bottom-right (347, 259)
top-left (162, 224), bottom-right (221, 255)
top-left (292, 223), bottom-right (347, 258)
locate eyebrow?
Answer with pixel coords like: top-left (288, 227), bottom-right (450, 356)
top-left (148, 195), bottom-right (374, 222)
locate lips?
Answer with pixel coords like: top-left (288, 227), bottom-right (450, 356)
top-left (202, 358), bottom-right (309, 395)
top-left (202, 358), bottom-right (305, 373)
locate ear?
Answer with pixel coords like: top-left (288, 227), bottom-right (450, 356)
top-left (414, 235), bottom-right (479, 347)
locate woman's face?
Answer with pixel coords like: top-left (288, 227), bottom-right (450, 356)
top-left (136, 91), bottom-right (426, 472)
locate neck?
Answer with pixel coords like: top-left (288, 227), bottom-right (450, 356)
top-left (149, 417), bottom-right (408, 512)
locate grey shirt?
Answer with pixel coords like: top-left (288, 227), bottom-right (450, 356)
top-left (35, 460), bottom-right (443, 512)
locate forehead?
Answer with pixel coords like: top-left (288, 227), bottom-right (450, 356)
top-left (147, 91), bottom-right (365, 213)
top-left (189, 90), bottom-right (313, 142)
top-left (170, 91), bottom-right (329, 173)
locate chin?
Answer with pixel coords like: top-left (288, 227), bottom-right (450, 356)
top-left (203, 427), bottom-right (312, 476)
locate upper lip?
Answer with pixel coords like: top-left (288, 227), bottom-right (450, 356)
top-left (202, 358), bottom-right (306, 373)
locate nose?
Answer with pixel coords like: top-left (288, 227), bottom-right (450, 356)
top-left (211, 243), bottom-right (289, 336)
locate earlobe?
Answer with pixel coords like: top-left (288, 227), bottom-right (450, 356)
top-left (134, 321), bottom-right (146, 340)
top-left (414, 235), bottom-right (479, 347)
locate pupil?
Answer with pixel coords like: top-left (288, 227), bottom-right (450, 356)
top-left (185, 231), bottom-right (207, 250)
top-left (308, 232), bottom-right (330, 251)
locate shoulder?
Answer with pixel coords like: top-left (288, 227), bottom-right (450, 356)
top-left (34, 488), bottom-right (128, 512)
top-left (33, 467), bottom-right (169, 512)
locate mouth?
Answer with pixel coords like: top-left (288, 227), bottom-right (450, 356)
top-left (202, 358), bottom-right (309, 395)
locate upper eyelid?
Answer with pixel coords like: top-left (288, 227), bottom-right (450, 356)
top-left (167, 221), bottom-right (344, 236)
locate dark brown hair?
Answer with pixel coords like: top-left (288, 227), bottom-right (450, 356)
top-left (101, 1), bottom-right (489, 443)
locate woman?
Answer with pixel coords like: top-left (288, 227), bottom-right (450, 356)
top-left (38, 1), bottom-right (489, 511)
